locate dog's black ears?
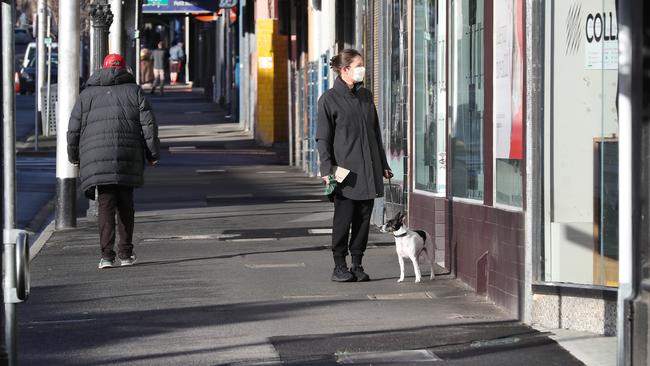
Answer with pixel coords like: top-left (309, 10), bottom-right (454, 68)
top-left (393, 211), bottom-right (407, 223)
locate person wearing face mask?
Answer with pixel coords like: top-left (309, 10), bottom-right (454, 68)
top-left (316, 49), bottom-right (393, 282)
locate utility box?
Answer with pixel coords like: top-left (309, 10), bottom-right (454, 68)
top-left (40, 84), bottom-right (57, 136)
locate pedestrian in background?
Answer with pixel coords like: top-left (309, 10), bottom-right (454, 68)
top-left (169, 41), bottom-right (185, 85)
top-left (139, 47), bottom-right (154, 86)
top-left (67, 54), bottom-right (160, 269)
top-left (151, 41), bottom-right (167, 95)
top-left (316, 49), bottom-right (393, 282)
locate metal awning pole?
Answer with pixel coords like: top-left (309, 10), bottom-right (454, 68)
top-left (2, 0), bottom-right (18, 363)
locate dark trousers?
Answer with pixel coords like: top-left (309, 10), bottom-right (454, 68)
top-left (98, 185), bottom-right (135, 260)
top-left (332, 194), bottom-right (375, 266)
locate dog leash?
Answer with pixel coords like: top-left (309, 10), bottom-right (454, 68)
top-left (387, 176), bottom-right (396, 203)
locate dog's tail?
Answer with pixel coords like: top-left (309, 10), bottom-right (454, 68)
top-left (415, 230), bottom-right (428, 257)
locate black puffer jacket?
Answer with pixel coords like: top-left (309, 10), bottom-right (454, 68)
top-left (67, 68), bottom-right (160, 199)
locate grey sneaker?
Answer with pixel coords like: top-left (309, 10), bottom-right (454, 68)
top-left (98, 258), bottom-right (115, 269)
top-left (120, 255), bottom-right (137, 266)
top-left (331, 265), bottom-right (356, 282)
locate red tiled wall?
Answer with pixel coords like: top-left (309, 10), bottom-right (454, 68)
top-left (452, 202), bottom-right (525, 317)
top-left (409, 193), bottom-right (450, 269)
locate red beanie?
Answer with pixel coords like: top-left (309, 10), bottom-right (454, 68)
top-left (103, 54), bottom-right (126, 69)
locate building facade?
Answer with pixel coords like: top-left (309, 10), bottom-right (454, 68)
top-left (240, 0), bottom-right (620, 335)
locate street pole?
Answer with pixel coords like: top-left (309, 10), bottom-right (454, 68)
top-left (134, 0), bottom-right (140, 85)
top-left (86, 0), bottom-right (112, 221)
top-left (45, 11), bottom-right (52, 138)
top-left (36, 0), bottom-right (46, 150)
top-left (91, 0), bottom-right (113, 71)
top-left (225, 9), bottom-right (231, 110)
top-left (109, 0), bottom-right (122, 55)
top-left (185, 15), bottom-right (190, 84)
top-left (2, 0), bottom-right (17, 363)
top-left (55, 0), bottom-right (80, 230)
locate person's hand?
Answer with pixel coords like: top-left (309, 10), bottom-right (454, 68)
top-left (384, 169), bottom-right (393, 179)
top-left (149, 160), bottom-right (159, 166)
top-left (322, 175), bottom-right (330, 185)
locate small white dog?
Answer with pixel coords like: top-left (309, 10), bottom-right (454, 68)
top-left (381, 211), bottom-right (436, 283)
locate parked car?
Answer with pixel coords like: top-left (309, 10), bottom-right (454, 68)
top-left (18, 52), bottom-right (58, 95)
top-left (14, 28), bottom-right (32, 45)
top-left (21, 42), bottom-right (58, 69)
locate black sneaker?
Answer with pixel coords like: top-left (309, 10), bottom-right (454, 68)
top-left (350, 266), bottom-right (370, 282)
top-left (331, 265), bottom-right (356, 282)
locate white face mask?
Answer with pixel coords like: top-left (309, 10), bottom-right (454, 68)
top-left (351, 66), bottom-right (366, 83)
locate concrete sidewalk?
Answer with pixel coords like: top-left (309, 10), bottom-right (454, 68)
top-left (18, 91), bottom-right (595, 365)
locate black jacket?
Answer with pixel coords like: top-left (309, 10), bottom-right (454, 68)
top-left (316, 77), bottom-right (389, 200)
top-left (67, 68), bottom-right (160, 199)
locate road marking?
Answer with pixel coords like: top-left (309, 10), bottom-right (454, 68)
top-left (227, 238), bottom-right (278, 243)
top-left (196, 169), bottom-right (227, 174)
top-left (206, 193), bottom-right (254, 199)
top-left (245, 263), bottom-right (306, 269)
top-left (367, 292), bottom-right (435, 300)
top-left (285, 199), bottom-right (323, 203)
top-left (169, 146), bottom-right (196, 151)
top-left (308, 228), bottom-right (332, 235)
top-left (141, 234), bottom-right (241, 242)
top-left (282, 294), bottom-right (339, 299)
top-left (25, 318), bottom-right (97, 325)
top-left (290, 212), bottom-right (333, 223)
top-left (336, 350), bottom-right (441, 364)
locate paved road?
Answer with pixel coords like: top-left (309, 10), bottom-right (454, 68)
top-left (16, 91), bottom-right (585, 365)
top-left (14, 94), bottom-right (56, 232)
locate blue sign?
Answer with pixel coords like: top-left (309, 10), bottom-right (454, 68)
top-left (143, 0), bottom-right (219, 13)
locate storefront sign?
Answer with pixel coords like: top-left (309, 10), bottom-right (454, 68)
top-left (143, 0), bottom-right (219, 13)
top-left (493, 0), bottom-right (524, 160)
top-left (584, 11), bottom-right (618, 69)
top-left (259, 57), bottom-right (273, 69)
top-left (219, 0), bottom-right (238, 8)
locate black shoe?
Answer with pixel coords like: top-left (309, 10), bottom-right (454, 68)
top-left (331, 265), bottom-right (356, 282)
top-left (350, 265), bottom-right (370, 282)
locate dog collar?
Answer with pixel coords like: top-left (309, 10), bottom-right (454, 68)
top-left (393, 228), bottom-right (408, 238)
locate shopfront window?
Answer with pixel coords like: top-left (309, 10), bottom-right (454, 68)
top-left (414, 0), bottom-right (447, 194)
top-left (451, 0), bottom-right (484, 200)
top-left (383, 0), bottom-right (409, 182)
top-left (493, 0), bottom-right (524, 207)
top-left (543, 0), bottom-right (619, 287)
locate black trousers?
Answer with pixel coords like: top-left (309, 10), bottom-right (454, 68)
top-left (332, 194), bottom-right (375, 265)
top-left (98, 185), bottom-right (135, 260)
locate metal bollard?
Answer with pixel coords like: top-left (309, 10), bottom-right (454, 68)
top-left (3, 229), bottom-right (30, 304)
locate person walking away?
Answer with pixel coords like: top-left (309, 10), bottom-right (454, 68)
top-left (316, 49), bottom-right (393, 282)
top-left (169, 42), bottom-right (185, 85)
top-left (151, 41), bottom-right (167, 95)
top-left (67, 53), bottom-right (160, 269)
